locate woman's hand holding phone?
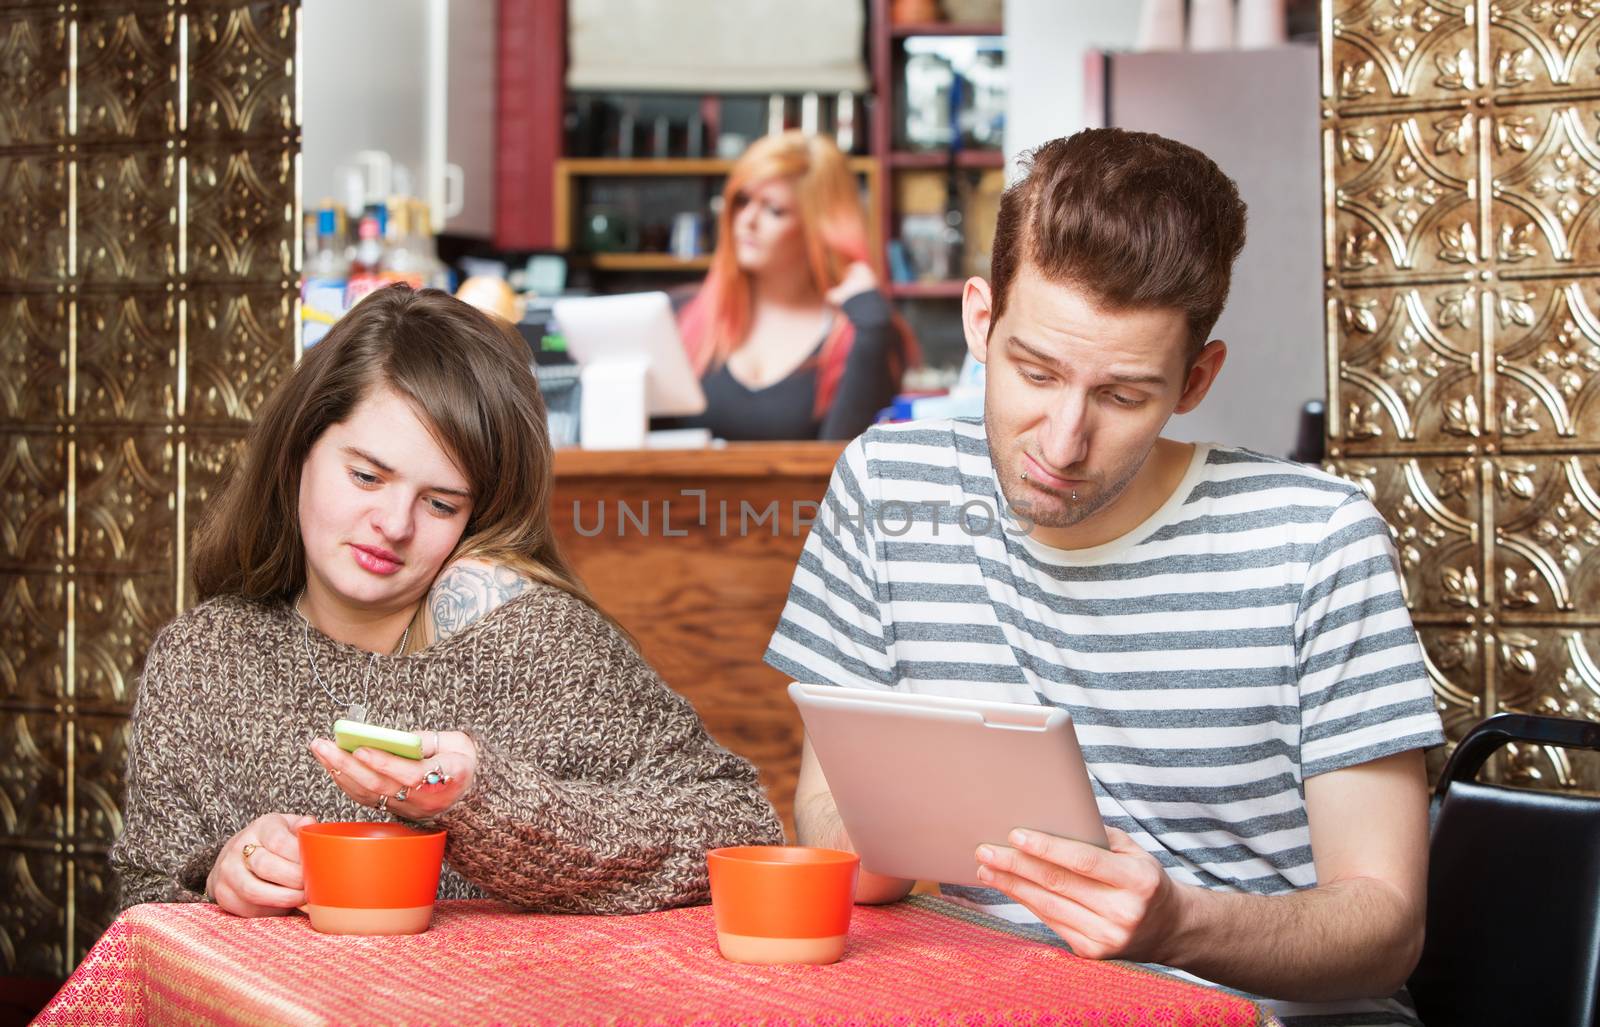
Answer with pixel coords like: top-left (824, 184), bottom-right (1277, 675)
top-left (309, 729), bottom-right (478, 821)
top-left (207, 812), bottom-right (316, 917)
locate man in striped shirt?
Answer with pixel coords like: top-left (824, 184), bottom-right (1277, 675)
top-left (766, 129), bottom-right (1444, 1027)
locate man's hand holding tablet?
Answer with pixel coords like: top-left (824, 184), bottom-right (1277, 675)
top-left (787, 683), bottom-right (1108, 893)
top-left (975, 824), bottom-right (1187, 962)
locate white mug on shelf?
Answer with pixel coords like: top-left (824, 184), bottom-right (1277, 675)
top-left (1188, 0), bottom-right (1235, 50)
top-left (1135, 0), bottom-right (1184, 51)
top-left (1237, 0), bottom-right (1286, 48)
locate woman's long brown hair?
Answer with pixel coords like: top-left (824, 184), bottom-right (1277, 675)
top-left (191, 285), bottom-right (597, 619)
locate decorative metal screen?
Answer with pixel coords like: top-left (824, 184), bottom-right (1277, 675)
top-left (0, 1), bottom-right (298, 976)
top-left (1324, 0), bottom-right (1600, 788)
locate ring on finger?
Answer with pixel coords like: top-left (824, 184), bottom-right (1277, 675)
top-left (241, 843), bottom-right (258, 874)
top-left (394, 787), bottom-right (408, 802)
top-left (377, 794), bottom-right (389, 813)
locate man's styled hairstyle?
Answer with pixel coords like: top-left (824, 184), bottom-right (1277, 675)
top-left (988, 128), bottom-right (1248, 358)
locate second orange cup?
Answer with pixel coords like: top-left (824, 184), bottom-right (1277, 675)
top-left (706, 845), bottom-right (860, 965)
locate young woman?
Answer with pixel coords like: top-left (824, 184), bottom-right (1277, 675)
top-left (110, 285), bottom-right (783, 917)
top-left (675, 131), bottom-right (918, 440)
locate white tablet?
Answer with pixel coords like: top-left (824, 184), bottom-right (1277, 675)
top-left (552, 291), bottom-right (707, 417)
top-left (788, 682), bottom-right (1107, 886)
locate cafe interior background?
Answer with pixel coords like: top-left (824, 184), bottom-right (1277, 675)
top-left (3, 0), bottom-right (1600, 1002)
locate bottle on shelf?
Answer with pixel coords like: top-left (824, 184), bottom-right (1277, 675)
top-left (307, 203), bottom-right (349, 279)
top-left (300, 211), bottom-right (318, 272)
top-left (394, 198), bottom-right (451, 292)
top-left (835, 90), bottom-right (858, 153)
top-left (381, 196), bottom-right (426, 289)
top-left (344, 208), bottom-right (388, 308)
top-left (301, 201), bottom-right (350, 349)
top-left (340, 168), bottom-right (366, 263)
top-left (420, 200), bottom-right (454, 291)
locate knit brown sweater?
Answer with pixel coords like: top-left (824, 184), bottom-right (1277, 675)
top-left (110, 585), bottom-right (784, 914)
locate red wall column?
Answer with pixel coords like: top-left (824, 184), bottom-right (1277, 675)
top-left (496, 0), bottom-right (565, 250)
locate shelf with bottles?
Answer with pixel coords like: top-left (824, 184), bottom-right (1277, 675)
top-left (556, 80), bottom-right (887, 272)
top-left (882, 153), bottom-right (1002, 304)
top-left (889, 21), bottom-right (1002, 37)
top-left (300, 197), bottom-right (453, 348)
top-left (557, 156), bottom-right (878, 180)
top-left (563, 92), bottom-right (873, 162)
top-left (887, 149), bottom-right (1004, 169)
top-left (587, 253), bottom-right (714, 272)
top-left (888, 280), bottom-right (967, 299)
top-left (892, 37), bottom-right (1005, 156)
top-left (885, 0), bottom-right (1003, 36)
top-left (870, 0), bottom-right (1006, 320)
top-left (554, 156), bottom-right (883, 270)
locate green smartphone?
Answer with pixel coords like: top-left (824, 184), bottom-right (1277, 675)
top-left (333, 719), bottom-right (424, 760)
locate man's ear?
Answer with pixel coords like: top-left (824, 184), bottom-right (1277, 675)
top-left (962, 276), bottom-right (995, 364)
top-left (1174, 340), bottom-right (1228, 414)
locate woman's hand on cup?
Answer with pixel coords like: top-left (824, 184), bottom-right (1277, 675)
top-left (825, 261), bottom-right (879, 307)
top-left (207, 813), bottom-right (316, 918)
top-left (309, 731), bottom-right (478, 820)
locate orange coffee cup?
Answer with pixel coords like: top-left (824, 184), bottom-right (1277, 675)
top-left (298, 822), bottom-right (446, 935)
top-left (706, 846), bottom-right (860, 965)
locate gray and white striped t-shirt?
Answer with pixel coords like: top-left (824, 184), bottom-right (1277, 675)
top-left (765, 417), bottom-right (1444, 1027)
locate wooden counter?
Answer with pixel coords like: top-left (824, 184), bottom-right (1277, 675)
top-left (551, 442), bottom-right (846, 835)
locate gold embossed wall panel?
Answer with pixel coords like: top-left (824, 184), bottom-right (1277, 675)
top-left (0, 0), bottom-right (299, 978)
top-left (1327, 0), bottom-right (1600, 791)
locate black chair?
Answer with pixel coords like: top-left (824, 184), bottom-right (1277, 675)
top-left (1408, 713), bottom-right (1600, 1027)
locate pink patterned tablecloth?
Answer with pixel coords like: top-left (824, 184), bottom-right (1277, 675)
top-left (36, 895), bottom-right (1276, 1026)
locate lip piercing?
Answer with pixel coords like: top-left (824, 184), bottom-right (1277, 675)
top-left (1023, 467), bottom-right (1078, 501)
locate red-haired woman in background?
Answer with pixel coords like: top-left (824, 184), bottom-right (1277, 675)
top-left (676, 131), bottom-right (918, 441)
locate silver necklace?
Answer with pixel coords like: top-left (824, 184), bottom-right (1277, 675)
top-left (295, 590), bottom-right (411, 723)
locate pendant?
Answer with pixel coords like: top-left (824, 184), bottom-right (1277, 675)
top-left (347, 704), bottom-right (367, 724)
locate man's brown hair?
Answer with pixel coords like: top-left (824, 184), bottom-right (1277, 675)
top-left (988, 128), bottom-right (1248, 358)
